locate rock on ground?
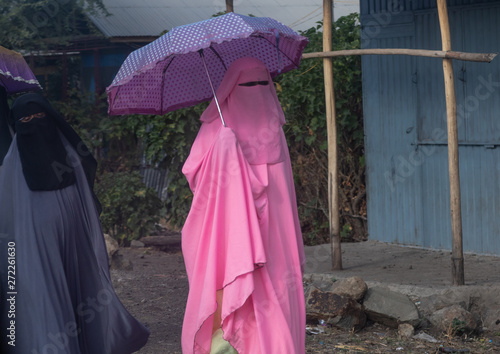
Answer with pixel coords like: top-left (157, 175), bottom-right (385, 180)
top-left (429, 304), bottom-right (477, 334)
top-left (305, 286), bottom-right (366, 332)
top-left (363, 287), bottom-right (420, 328)
top-left (329, 276), bottom-right (368, 302)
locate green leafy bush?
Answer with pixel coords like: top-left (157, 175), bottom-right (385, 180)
top-left (55, 89), bottom-right (144, 173)
top-left (95, 171), bottom-right (164, 245)
top-left (276, 13), bottom-right (366, 244)
top-left (133, 105), bottom-right (204, 227)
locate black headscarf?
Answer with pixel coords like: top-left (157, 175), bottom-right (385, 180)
top-left (0, 86), bottom-right (12, 166)
top-left (10, 93), bottom-right (101, 212)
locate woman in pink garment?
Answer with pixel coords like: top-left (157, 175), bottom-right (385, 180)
top-left (181, 57), bottom-right (306, 354)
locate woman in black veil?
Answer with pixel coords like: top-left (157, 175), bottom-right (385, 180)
top-left (0, 93), bottom-right (149, 353)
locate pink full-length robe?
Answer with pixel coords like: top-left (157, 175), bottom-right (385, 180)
top-left (181, 57), bottom-right (306, 354)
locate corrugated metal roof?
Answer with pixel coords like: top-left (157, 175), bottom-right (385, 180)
top-left (87, 0), bottom-right (359, 38)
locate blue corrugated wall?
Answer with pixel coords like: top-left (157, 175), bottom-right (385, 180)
top-left (361, 0), bottom-right (500, 254)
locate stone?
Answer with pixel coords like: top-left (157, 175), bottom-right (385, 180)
top-left (419, 289), bottom-right (472, 315)
top-left (419, 287), bottom-right (500, 332)
top-left (429, 305), bottom-right (477, 334)
top-left (110, 252), bottom-right (133, 271)
top-left (481, 301), bottom-right (500, 333)
top-left (398, 323), bottom-right (414, 338)
top-left (305, 286), bottom-right (366, 332)
top-left (104, 233), bottom-right (119, 258)
top-left (329, 276), bottom-right (368, 302)
top-left (103, 234), bottom-right (133, 270)
top-left (131, 240), bottom-right (145, 248)
top-left (363, 287), bottom-right (420, 328)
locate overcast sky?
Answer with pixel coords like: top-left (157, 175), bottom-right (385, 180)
top-left (286, 0), bottom-right (359, 30)
top-left (207, 0), bottom-right (360, 31)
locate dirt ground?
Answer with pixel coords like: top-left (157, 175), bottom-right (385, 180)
top-left (304, 240), bottom-right (500, 288)
top-left (111, 239), bottom-right (500, 353)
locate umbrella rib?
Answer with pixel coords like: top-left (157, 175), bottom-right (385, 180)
top-left (199, 50), bottom-right (226, 127)
top-left (253, 34), bottom-right (299, 70)
top-left (207, 47), bottom-right (227, 71)
top-left (161, 57), bottom-right (177, 115)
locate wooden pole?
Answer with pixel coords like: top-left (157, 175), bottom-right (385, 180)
top-left (302, 48), bottom-right (497, 63)
top-left (226, 0), bottom-right (233, 13)
top-left (323, 0), bottom-right (342, 270)
top-left (437, 0), bottom-right (464, 286)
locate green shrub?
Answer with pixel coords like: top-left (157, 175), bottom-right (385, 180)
top-left (133, 105), bottom-right (204, 227)
top-left (95, 171), bottom-right (164, 245)
top-left (276, 13), bottom-right (366, 244)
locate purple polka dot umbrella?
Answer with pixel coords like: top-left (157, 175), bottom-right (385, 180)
top-left (106, 12), bottom-right (308, 119)
top-left (0, 46), bottom-right (41, 95)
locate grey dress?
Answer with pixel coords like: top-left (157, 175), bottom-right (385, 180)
top-left (0, 134), bottom-right (149, 353)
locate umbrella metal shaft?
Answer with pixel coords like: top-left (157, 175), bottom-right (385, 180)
top-left (199, 50), bottom-right (226, 127)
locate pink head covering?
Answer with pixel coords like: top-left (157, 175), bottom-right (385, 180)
top-left (200, 57), bottom-right (286, 165)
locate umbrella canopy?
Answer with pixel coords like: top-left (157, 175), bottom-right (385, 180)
top-left (106, 12), bottom-right (308, 116)
top-left (0, 46), bottom-right (41, 95)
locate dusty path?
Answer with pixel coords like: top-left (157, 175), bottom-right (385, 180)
top-left (111, 248), bottom-right (186, 354)
top-left (111, 241), bottom-right (500, 353)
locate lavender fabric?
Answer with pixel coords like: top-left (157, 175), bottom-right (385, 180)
top-left (0, 46), bottom-right (41, 95)
top-left (106, 12), bottom-right (308, 116)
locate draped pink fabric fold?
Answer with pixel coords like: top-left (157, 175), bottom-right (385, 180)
top-left (181, 57), bottom-right (305, 354)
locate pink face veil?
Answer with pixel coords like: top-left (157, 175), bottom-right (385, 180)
top-left (200, 57), bottom-right (286, 165)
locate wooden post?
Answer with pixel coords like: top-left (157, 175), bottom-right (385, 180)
top-left (323, 0), bottom-right (342, 270)
top-left (437, 0), bottom-right (464, 285)
top-left (226, 0), bottom-right (233, 13)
